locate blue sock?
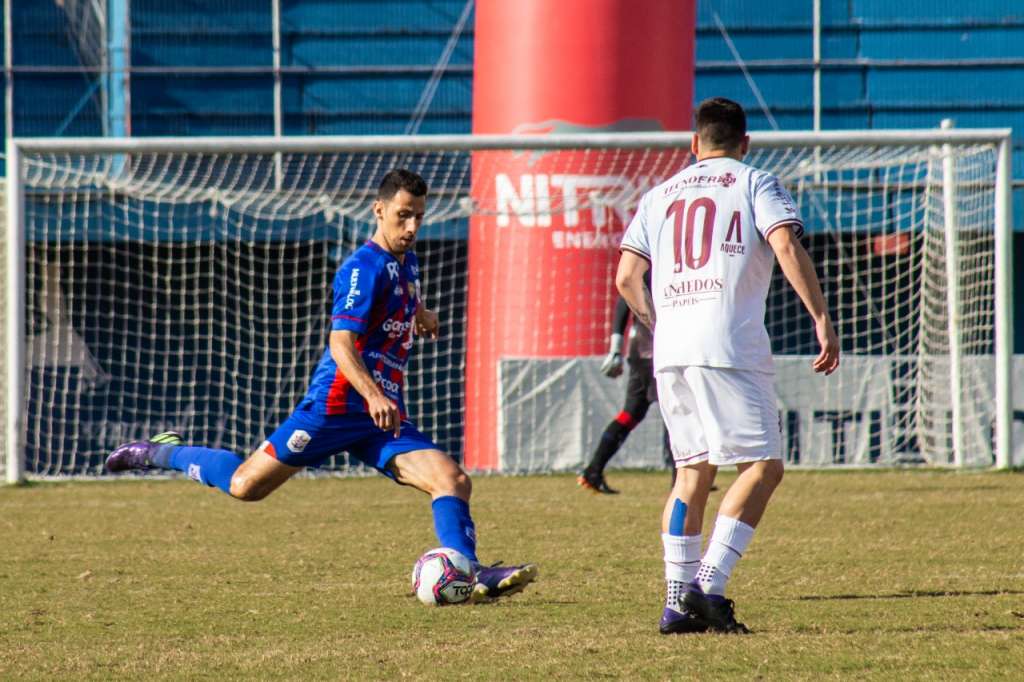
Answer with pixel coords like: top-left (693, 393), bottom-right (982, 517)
top-left (431, 496), bottom-right (478, 563)
top-left (166, 446), bottom-right (243, 495)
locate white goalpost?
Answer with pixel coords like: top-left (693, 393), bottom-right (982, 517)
top-left (2, 129), bottom-right (1016, 481)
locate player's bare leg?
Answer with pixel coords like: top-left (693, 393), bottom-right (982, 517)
top-left (107, 433), bottom-right (301, 501)
top-left (717, 459), bottom-right (785, 528)
top-left (660, 461), bottom-right (717, 634)
top-left (389, 448), bottom-right (471, 500)
top-left (662, 461), bottom-right (717, 535)
top-left (390, 448), bottom-right (537, 602)
top-left (228, 445), bottom-right (302, 501)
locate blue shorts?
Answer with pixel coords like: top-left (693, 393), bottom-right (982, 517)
top-left (264, 401), bottom-right (440, 477)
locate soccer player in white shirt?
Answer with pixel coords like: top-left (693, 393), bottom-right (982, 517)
top-left (616, 98), bottom-right (839, 634)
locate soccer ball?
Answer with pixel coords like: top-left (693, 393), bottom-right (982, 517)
top-left (411, 547), bottom-right (477, 606)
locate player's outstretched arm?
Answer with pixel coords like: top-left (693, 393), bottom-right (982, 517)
top-left (767, 226), bottom-right (840, 375)
top-left (615, 250), bottom-right (655, 332)
top-left (330, 330), bottom-right (401, 436)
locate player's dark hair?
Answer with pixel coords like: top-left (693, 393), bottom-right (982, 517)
top-left (695, 97), bottom-right (747, 150)
top-left (378, 169), bottom-right (428, 201)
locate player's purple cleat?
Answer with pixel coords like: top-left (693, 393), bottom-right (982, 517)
top-left (682, 582), bottom-right (751, 634)
top-left (659, 603), bottom-right (708, 635)
top-left (471, 562), bottom-right (539, 602)
top-left (105, 431), bottom-right (183, 472)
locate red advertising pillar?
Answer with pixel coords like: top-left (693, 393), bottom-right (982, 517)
top-left (465, 0), bottom-right (695, 470)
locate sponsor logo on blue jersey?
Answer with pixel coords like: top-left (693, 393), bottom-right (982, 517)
top-left (305, 241), bottom-right (421, 416)
top-left (344, 268), bottom-right (361, 310)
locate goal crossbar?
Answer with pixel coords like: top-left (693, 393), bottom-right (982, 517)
top-left (9, 128), bottom-right (1014, 154)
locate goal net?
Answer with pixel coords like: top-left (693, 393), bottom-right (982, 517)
top-left (2, 131), bottom-right (1014, 480)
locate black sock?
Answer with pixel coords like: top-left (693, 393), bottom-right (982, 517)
top-left (586, 421), bottom-right (631, 474)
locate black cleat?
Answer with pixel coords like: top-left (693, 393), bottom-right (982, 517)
top-left (577, 470), bottom-right (619, 495)
top-left (682, 584), bottom-right (751, 634)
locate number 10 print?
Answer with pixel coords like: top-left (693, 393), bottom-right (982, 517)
top-left (667, 198), bottom-right (742, 272)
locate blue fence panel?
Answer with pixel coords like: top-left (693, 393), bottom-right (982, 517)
top-left (282, 0), bottom-right (472, 32)
top-left (861, 27), bottom-right (1024, 59)
top-left (850, 0), bottom-right (1023, 24)
top-left (695, 71), bottom-right (815, 108)
top-left (14, 75), bottom-right (104, 137)
top-left (696, 28), bottom-right (811, 62)
top-left (295, 73), bottom-right (471, 119)
top-left (821, 31), bottom-right (860, 59)
top-left (11, 2), bottom-right (80, 66)
top-left (697, 0), bottom-right (810, 27)
top-left (869, 67), bottom-right (1024, 105)
top-left (132, 0), bottom-right (272, 66)
top-left (284, 110), bottom-right (470, 136)
top-left (287, 34), bottom-right (472, 67)
top-left (821, 71), bottom-right (866, 106)
top-left (131, 74), bottom-right (274, 136)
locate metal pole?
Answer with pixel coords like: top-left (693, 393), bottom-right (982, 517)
top-left (100, 0), bottom-right (110, 136)
top-left (107, 0), bottom-right (130, 137)
top-left (272, 0), bottom-right (283, 189)
top-left (940, 119), bottom-right (966, 466)
top-left (811, 0), bottom-right (823, 183)
top-left (4, 0), bottom-right (13, 142)
top-left (812, 0), bottom-right (821, 132)
top-left (5, 139), bottom-right (24, 484)
top-left (994, 135), bottom-right (1014, 469)
top-left (124, 0), bottom-right (131, 136)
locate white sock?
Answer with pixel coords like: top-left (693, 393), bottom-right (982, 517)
top-left (696, 516), bottom-right (755, 596)
top-left (663, 533), bottom-right (702, 608)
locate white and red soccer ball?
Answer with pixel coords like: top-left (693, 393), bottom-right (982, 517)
top-left (411, 547), bottom-right (477, 605)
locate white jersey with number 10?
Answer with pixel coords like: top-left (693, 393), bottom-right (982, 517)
top-left (620, 156), bottom-right (804, 374)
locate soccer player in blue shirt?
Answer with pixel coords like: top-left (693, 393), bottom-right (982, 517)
top-left (106, 169), bottom-right (538, 602)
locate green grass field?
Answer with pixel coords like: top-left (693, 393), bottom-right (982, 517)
top-left (2, 470), bottom-right (1023, 680)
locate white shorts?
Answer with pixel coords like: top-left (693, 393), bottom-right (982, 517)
top-left (656, 366), bottom-right (781, 467)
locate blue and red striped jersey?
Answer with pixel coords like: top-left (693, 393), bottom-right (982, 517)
top-left (304, 240), bottom-right (421, 416)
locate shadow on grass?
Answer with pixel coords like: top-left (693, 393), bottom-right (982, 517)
top-left (788, 623), bottom-right (1024, 636)
top-left (883, 485), bottom-right (1006, 493)
top-left (794, 589), bottom-right (1024, 601)
top-left (1, 480), bottom-right (44, 490)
